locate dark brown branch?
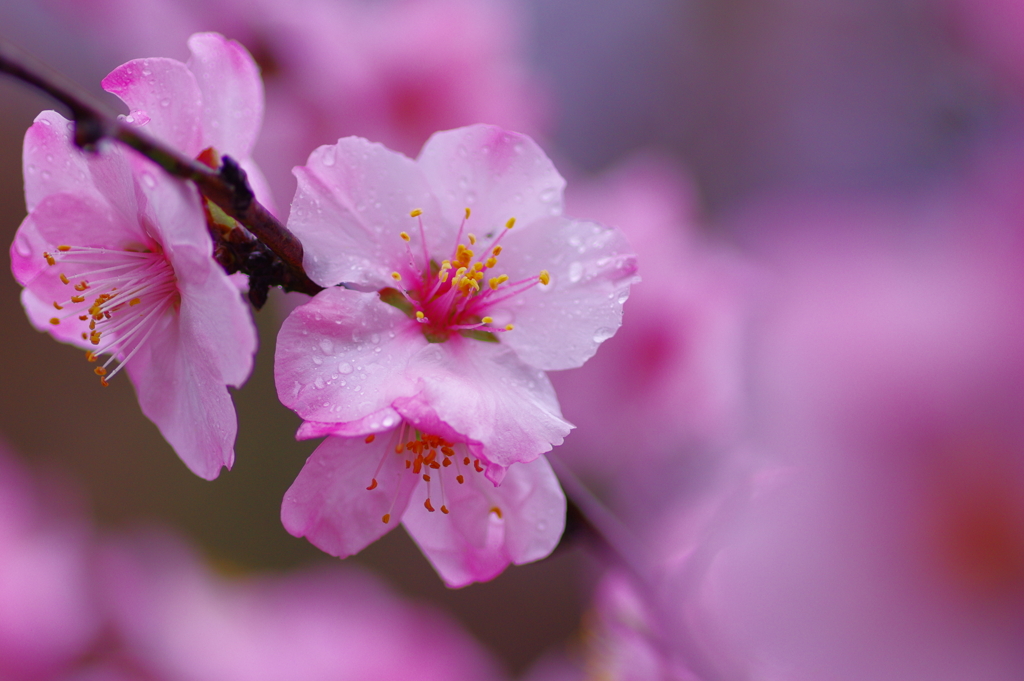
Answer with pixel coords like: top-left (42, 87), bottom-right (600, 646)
top-left (0, 38), bottom-right (322, 300)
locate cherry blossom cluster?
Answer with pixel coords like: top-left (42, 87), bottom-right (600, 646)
top-left (9, 33), bottom-right (638, 587)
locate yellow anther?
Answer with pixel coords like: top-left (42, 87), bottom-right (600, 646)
top-left (44, 252), bottom-right (55, 266)
top-left (366, 478), bottom-right (378, 490)
top-left (59, 274), bottom-right (69, 285)
top-left (400, 231), bottom-right (411, 242)
top-left (505, 217), bottom-right (516, 230)
top-left (86, 351), bottom-right (96, 362)
top-left (409, 208), bottom-right (423, 217)
top-left (70, 295), bottom-right (85, 304)
top-left (81, 332), bottom-right (88, 340)
top-left (441, 505), bottom-right (449, 514)
top-left (539, 270), bottom-right (551, 285)
top-left (490, 506), bottom-right (503, 518)
top-left (74, 281), bottom-right (88, 292)
top-left (49, 317), bottom-right (60, 325)
top-left (455, 266), bottom-right (467, 279)
top-left (57, 245), bottom-right (71, 252)
top-left (472, 262), bottom-right (485, 271)
top-left (94, 366), bottom-right (107, 376)
top-left (438, 269), bottom-right (450, 283)
top-left (456, 474), bottom-right (465, 484)
top-left (129, 298), bottom-right (141, 306)
top-left (473, 271), bottom-right (484, 281)
top-left (488, 275), bottom-right (508, 290)
top-left (493, 246), bottom-right (502, 256)
top-left (391, 272), bottom-right (402, 281)
top-left (464, 207), bottom-right (471, 219)
top-left (424, 498), bottom-right (435, 512)
top-left (365, 434), bottom-right (376, 443)
top-left (468, 233), bottom-right (476, 245)
top-left (53, 301), bottom-right (63, 310)
top-left (505, 324), bottom-right (514, 331)
top-left (482, 317), bottom-right (493, 324)
top-left (100, 377), bottom-right (109, 387)
top-left (382, 513), bottom-right (391, 524)
top-left (78, 315), bottom-right (88, 321)
top-left (485, 257), bottom-right (497, 268)
top-left (415, 311), bottom-right (425, 320)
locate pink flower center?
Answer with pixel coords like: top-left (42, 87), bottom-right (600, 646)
top-left (363, 425), bottom-right (493, 523)
top-left (44, 244), bottom-right (178, 386)
top-left (384, 208), bottom-right (549, 343)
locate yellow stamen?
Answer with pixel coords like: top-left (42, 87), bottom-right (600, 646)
top-left (505, 217), bottom-right (516, 230)
top-left (70, 295), bottom-right (85, 304)
top-left (488, 275), bottom-right (508, 290)
top-left (44, 252), bottom-right (55, 266)
top-left (49, 317), bottom-right (60, 325)
top-left (53, 301), bottom-right (63, 310)
top-left (94, 366), bottom-right (106, 376)
top-left (391, 272), bottom-right (402, 281)
top-left (129, 297), bottom-right (141, 306)
top-left (57, 245), bottom-right (71, 252)
top-left (400, 232), bottom-right (411, 242)
top-left (490, 506), bottom-right (503, 518)
top-left (493, 246), bottom-right (502, 256)
top-left (382, 513), bottom-right (391, 524)
top-left (505, 324), bottom-right (514, 331)
top-left (468, 233), bottom-right (476, 245)
top-left (366, 479), bottom-right (378, 490)
top-left (409, 208), bottom-right (423, 217)
top-left (539, 270), bottom-right (551, 285)
top-left (59, 273), bottom-right (69, 285)
top-left (415, 311), bottom-right (425, 320)
top-left (485, 257), bottom-right (497, 268)
top-left (482, 317), bottom-right (493, 324)
top-left (365, 434), bottom-right (376, 443)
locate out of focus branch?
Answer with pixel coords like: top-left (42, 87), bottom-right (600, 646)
top-left (0, 39), bottom-right (322, 302)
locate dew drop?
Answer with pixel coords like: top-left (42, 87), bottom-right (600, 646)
top-left (312, 356), bottom-right (323, 365)
top-left (568, 262), bottom-right (583, 283)
top-left (141, 173), bottom-right (157, 189)
top-left (160, 98), bottom-right (171, 107)
top-left (339, 362), bottom-right (353, 374)
top-left (319, 339), bottom-right (334, 355)
top-left (593, 327), bottom-right (615, 343)
top-left (321, 148), bottom-right (336, 167)
top-left (313, 377), bottom-right (325, 389)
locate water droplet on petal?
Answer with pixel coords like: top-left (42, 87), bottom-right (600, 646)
top-left (13, 233), bottom-right (32, 257)
top-left (339, 362), bottom-right (353, 374)
top-left (319, 339), bottom-right (334, 355)
top-left (568, 262), bottom-right (583, 283)
top-left (593, 327), bottom-right (615, 343)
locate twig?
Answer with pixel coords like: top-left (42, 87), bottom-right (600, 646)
top-left (0, 38), bottom-right (322, 299)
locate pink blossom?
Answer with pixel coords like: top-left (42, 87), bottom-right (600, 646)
top-left (275, 124), bottom-right (636, 584)
top-left (9, 34), bottom-right (261, 479)
top-left (0, 444), bottom-right (99, 680)
top-left (32, 0), bottom-right (548, 201)
top-left (91, 531), bottom-right (505, 680)
top-left (282, 431), bottom-right (566, 587)
top-left (667, 203), bottom-right (1024, 680)
top-left (278, 125), bottom-right (637, 473)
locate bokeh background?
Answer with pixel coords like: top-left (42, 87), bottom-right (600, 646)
top-left (2, 0), bottom-right (1023, 678)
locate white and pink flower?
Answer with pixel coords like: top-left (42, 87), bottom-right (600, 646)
top-left (275, 124), bottom-right (638, 584)
top-left (9, 33), bottom-right (263, 479)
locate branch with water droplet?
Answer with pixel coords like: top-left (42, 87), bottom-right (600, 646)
top-left (0, 38), bottom-right (323, 306)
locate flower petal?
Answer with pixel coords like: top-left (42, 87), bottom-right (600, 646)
top-left (394, 341), bottom-right (572, 481)
top-left (22, 111), bottom-right (116, 213)
top-left (174, 242), bottom-right (257, 389)
top-left (102, 58), bottom-right (204, 158)
top-left (496, 216), bottom-right (640, 370)
top-left (416, 125), bottom-right (566, 236)
top-left (126, 314), bottom-right (237, 480)
top-left (281, 434), bottom-right (418, 558)
top-left (290, 138), bottom-right (440, 288)
top-left (401, 455), bottom-right (566, 587)
top-left (295, 407), bottom-right (403, 440)
top-left (275, 287), bottom-right (421, 425)
top-left (185, 33), bottom-right (264, 160)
